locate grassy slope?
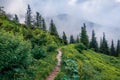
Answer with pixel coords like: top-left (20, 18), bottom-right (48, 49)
top-left (0, 15), bottom-right (58, 80)
top-left (56, 44), bottom-right (120, 80)
top-left (1, 15), bottom-right (120, 80)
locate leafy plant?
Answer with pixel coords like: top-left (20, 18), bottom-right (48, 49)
top-left (0, 31), bottom-right (32, 79)
top-left (47, 44), bottom-right (57, 52)
top-left (32, 46), bottom-right (46, 59)
top-left (75, 43), bottom-right (87, 53)
top-left (62, 59), bottom-right (80, 80)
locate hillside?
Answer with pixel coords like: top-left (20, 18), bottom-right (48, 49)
top-left (0, 5), bottom-right (120, 80)
top-left (0, 14), bottom-right (120, 80)
top-left (0, 14), bottom-right (60, 80)
top-left (55, 44), bottom-right (120, 80)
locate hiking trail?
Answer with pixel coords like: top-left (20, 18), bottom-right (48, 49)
top-left (45, 48), bottom-right (62, 80)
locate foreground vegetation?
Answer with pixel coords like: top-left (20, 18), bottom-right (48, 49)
top-left (0, 14), bottom-right (59, 80)
top-left (55, 44), bottom-right (120, 80)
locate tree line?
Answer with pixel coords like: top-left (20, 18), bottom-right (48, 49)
top-left (62, 23), bottom-right (120, 57)
top-left (9, 5), bottom-right (120, 57)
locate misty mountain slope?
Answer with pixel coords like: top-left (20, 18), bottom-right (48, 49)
top-left (45, 13), bottom-right (120, 42)
top-left (45, 13), bottom-right (101, 38)
top-left (55, 44), bottom-right (120, 80)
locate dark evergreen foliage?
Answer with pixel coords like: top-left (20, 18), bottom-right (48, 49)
top-left (76, 35), bottom-right (80, 43)
top-left (116, 40), bottom-right (120, 57)
top-left (100, 33), bottom-right (109, 55)
top-left (70, 35), bottom-right (75, 44)
top-left (62, 31), bottom-right (68, 45)
top-left (42, 18), bottom-right (46, 31)
top-left (35, 12), bottom-right (42, 28)
top-left (35, 12), bottom-right (46, 30)
top-left (0, 6), bottom-right (5, 14)
top-left (110, 40), bottom-right (116, 56)
top-left (89, 30), bottom-right (98, 52)
top-left (49, 19), bottom-right (59, 37)
top-left (25, 4), bottom-right (32, 27)
top-left (13, 14), bottom-right (19, 23)
top-left (80, 23), bottom-right (89, 47)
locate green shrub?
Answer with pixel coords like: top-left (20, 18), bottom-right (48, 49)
top-left (62, 59), bottom-right (80, 80)
top-left (32, 46), bottom-right (46, 59)
top-left (3, 24), bottom-right (15, 31)
top-left (75, 43), bottom-right (87, 53)
top-left (31, 34), bottom-right (48, 47)
top-left (0, 31), bottom-right (32, 79)
top-left (24, 30), bottom-right (34, 40)
top-left (47, 44), bottom-right (57, 52)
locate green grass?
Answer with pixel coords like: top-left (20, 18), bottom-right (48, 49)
top-left (32, 51), bottom-right (57, 80)
top-left (55, 44), bottom-right (120, 80)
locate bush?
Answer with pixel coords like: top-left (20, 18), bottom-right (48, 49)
top-left (3, 24), bottom-right (15, 31)
top-left (24, 30), bottom-right (34, 40)
top-left (0, 31), bottom-right (32, 79)
top-left (32, 46), bottom-right (47, 59)
top-left (62, 59), bottom-right (80, 80)
top-left (31, 34), bottom-right (48, 47)
top-left (75, 43), bottom-right (87, 53)
top-left (47, 44), bottom-right (57, 52)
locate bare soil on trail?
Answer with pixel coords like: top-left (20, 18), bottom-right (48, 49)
top-left (45, 49), bottom-right (62, 80)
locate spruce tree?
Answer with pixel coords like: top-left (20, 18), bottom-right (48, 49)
top-left (89, 30), bottom-right (98, 51)
top-left (35, 12), bottom-right (42, 28)
top-left (49, 20), bottom-right (59, 37)
top-left (116, 40), bottom-right (120, 57)
top-left (100, 33), bottom-right (109, 55)
top-left (110, 40), bottom-right (116, 56)
top-left (70, 35), bottom-right (75, 44)
top-left (0, 6), bottom-right (4, 14)
top-left (13, 14), bottom-right (19, 23)
top-left (42, 18), bottom-right (46, 31)
top-left (99, 38), bottom-right (102, 52)
top-left (76, 35), bottom-right (80, 43)
top-left (35, 12), bottom-right (46, 30)
top-left (62, 31), bottom-right (68, 45)
top-left (25, 4), bottom-right (32, 27)
top-left (0, 6), bottom-right (2, 13)
top-left (80, 23), bottom-right (89, 47)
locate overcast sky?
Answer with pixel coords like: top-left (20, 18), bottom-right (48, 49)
top-left (1, 0), bottom-right (120, 43)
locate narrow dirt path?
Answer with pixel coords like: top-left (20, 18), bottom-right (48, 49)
top-left (45, 48), bottom-right (62, 80)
